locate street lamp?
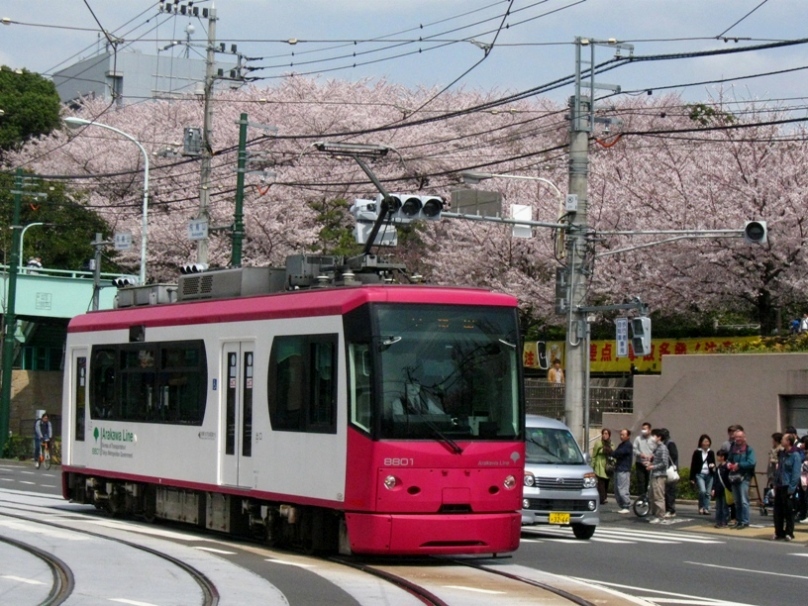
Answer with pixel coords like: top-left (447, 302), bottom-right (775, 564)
top-left (18, 222), bottom-right (44, 270)
top-left (64, 117), bottom-right (149, 285)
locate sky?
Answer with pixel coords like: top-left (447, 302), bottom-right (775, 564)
top-left (1, 0), bottom-right (807, 107)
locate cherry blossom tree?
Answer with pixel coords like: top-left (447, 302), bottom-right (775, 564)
top-left (6, 80), bottom-right (807, 334)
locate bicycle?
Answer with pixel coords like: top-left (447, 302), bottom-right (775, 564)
top-left (633, 478), bottom-right (652, 518)
top-left (39, 440), bottom-right (52, 471)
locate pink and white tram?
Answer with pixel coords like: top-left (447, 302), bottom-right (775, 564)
top-left (61, 265), bottom-right (525, 555)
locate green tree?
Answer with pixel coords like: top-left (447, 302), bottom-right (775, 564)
top-left (0, 174), bottom-right (117, 272)
top-left (0, 67), bottom-right (61, 156)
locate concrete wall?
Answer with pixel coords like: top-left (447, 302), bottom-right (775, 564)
top-left (8, 370), bottom-right (63, 437)
top-left (603, 353), bottom-right (808, 474)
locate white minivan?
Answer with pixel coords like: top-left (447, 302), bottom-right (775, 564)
top-left (522, 414), bottom-right (599, 539)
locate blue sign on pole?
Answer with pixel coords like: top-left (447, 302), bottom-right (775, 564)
top-left (615, 317), bottom-right (629, 358)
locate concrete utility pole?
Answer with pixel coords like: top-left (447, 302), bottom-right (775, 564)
top-left (564, 41), bottom-right (592, 448)
top-left (564, 37), bottom-right (631, 448)
top-left (196, 6), bottom-right (217, 265)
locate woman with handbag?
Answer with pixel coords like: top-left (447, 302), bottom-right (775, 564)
top-left (592, 428), bottom-right (614, 506)
top-left (689, 434), bottom-right (716, 515)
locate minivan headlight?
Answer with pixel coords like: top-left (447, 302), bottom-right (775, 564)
top-left (524, 472), bottom-right (535, 487)
top-left (583, 472), bottom-right (597, 489)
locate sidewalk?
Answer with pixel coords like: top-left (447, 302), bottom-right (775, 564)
top-left (600, 497), bottom-right (806, 542)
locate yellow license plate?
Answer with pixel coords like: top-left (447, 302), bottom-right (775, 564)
top-left (549, 512), bottom-right (570, 525)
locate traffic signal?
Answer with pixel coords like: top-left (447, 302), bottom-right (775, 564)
top-left (181, 263), bottom-right (209, 274)
top-left (112, 277), bottom-right (137, 288)
top-left (743, 221), bottom-right (767, 244)
top-left (380, 194), bottom-right (444, 222)
top-left (631, 316), bottom-right (652, 356)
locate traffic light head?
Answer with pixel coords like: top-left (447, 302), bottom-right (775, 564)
top-left (112, 277), bottom-right (138, 288)
top-left (181, 263), bottom-right (209, 274)
top-left (379, 194), bottom-right (444, 222)
top-left (630, 316), bottom-right (652, 357)
top-left (743, 220), bottom-right (767, 244)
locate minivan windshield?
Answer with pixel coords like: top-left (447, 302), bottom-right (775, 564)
top-left (526, 427), bottom-right (584, 465)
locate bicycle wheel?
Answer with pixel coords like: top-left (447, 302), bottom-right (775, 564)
top-left (43, 449), bottom-right (52, 471)
top-left (633, 497), bottom-right (650, 518)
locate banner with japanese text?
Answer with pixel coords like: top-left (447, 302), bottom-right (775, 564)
top-left (523, 336), bottom-right (759, 374)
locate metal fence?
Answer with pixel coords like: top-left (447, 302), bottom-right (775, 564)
top-left (524, 379), bottom-right (632, 425)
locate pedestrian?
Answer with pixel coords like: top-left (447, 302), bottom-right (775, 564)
top-left (727, 429), bottom-right (756, 529)
top-left (633, 421), bottom-right (655, 500)
top-left (613, 428), bottom-right (633, 513)
top-left (773, 433), bottom-right (801, 541)
top-left (661, 428), bottom-right (678, 518)
top-left (646, 428), bottom-right (670, 524)
top-left (721, 424), bottom-right (742, 522)
top-left (797, 435), bottom-right (808, 523)
top-left (801, 313), bottom-right (808, 333)
top-left (547, 358), bottom-right (564, 385)
top-left (689, 434), bottom-right (716, 515)
top-left (33, 412), bottom-right (52, 469)
top-left (712, 449), bottom-right (731, 528)
top-left (767, 432), bottom-right (784, 489)
top-left (592, 428), bottom-right (614, 506)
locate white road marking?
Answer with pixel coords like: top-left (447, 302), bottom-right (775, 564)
top-left (684, 561), bottom-right (808, 580)
top-left (265, 557), bottom-right (316, 568)
top-left (570, 576), bottom-right (760, 605)
top-left (2, 575), bottom-right (46, 585)
top-left (109, 600), bottom-right (160, 606)
top-left (194, 546), bottom-right (236, 555)
top-left (443, 585), bottom-right (505, 594)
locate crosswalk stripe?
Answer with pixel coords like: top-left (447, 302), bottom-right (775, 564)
top-left (522, 526), bottom-right (724, 545)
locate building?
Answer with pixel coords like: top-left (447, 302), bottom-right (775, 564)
top-left (52, 49), bottom-right (238, 106)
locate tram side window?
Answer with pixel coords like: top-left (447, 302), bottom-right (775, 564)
top-left (268, 334), bottom-right (337, 434)
top-left (90, 341), bottom-right (207, 425)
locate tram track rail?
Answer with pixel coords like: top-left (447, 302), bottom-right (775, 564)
top-left (455, 559), bottom-right (598, 606)
top-left (0, 494), bottom-right (629, 605)
top-left (329, 556), bottom-right (451, 606)
top-left (0, 534), bottom-right (74, 606)
top-left (330, 555), bottom-right (602, 606)
top-left (0, 508), bottom-right (220, 606)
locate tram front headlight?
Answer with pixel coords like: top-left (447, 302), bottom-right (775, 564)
top-left (383, 475), bottom-right (399, 490)
top-left (504, 475), bottom-right (517, 490)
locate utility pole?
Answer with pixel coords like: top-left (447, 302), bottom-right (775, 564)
top-left (564, 37), bottom-right (631, 448)
top-left (196, 5), bottom-right (217, 265)
top-left (231, 113), bottom-right (248, 267)
top-left (563, 39), bottom-right (592, 448)
top-left (0, 168), bottom-right (24, 455)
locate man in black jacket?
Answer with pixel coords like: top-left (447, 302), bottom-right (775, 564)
top-left (661, 428), bottom-right (678, 518)
top-left (613, 428), bottom-right (634, 513)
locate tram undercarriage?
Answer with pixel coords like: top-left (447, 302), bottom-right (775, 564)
top-left (66, 473), bottom-right (345, 553)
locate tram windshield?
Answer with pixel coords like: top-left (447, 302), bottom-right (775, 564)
top-left (346, 303), bottom-right (524, 442)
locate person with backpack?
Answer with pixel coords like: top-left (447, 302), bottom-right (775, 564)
top-left (33, 412), bottom-right (52, 469)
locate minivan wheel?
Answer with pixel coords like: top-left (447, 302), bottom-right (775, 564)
top-left (572, 524), bottom-right (596, 540)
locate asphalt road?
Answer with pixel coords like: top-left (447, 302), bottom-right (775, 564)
top-left (3, 460), bottom-right (807, 605)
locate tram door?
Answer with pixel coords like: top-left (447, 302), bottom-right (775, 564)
top-left (68, 348), bottom-right (89, 466)
top-left (220, 342), bottom-right (255, 487)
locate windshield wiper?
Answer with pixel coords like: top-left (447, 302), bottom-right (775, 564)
top-left (405, 397), bottom-right (463, 455)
